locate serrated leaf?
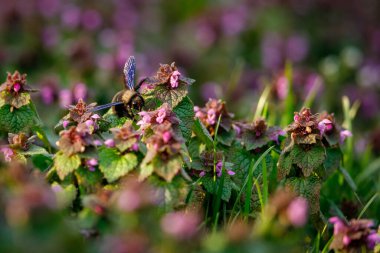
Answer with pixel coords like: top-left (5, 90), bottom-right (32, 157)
top-left (284, 175), bottom-right (321, 214)
top-left (295, 134), bottom-right (319, 145)
top-left (75, 166), bottom-right (103, 186)
top-left (242, 131), bottom-right (270, 150)
top-left (154, 83), bottom-right (188, 108)
top-left (228, 142), bottom-right (254, 186)
top-left (324, 147), bottom-right (342, 176)
top-left (277, 152), bottom-right (293, 180)
top-left (218, 128), bottom-right (235, 146)
top-left (154, 155), bottom-right (183, 182)
top-left (0, 104), bottom-right (36, 133)
top-left (291, 145), bottom-right (325, 177)
top-left (54, 152), bottom-right (81, 180)
top-left (98, 148), bottom-right (138, 182)
top-left (139, 162), bottom-right (154, 181)
top-left (173, 96), bottom-right (194, 141)
top-left (192, 119), bottom-right (213, 148)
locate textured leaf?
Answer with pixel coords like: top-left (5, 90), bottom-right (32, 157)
top-left (242, 131), bottom-right (270, 150)
top-left (291, 145), bottom-right (325, 177)
top-left (173, 96), bottom-right (194, 141)
top-left (0, 104), bottom-right (35, 133)
top-left (218, 128), bottom-right (235, 146)
top-left (54, 152), bottom-right (81, 180)
top-left (192, 119), bottom-right (213, 148)
top-left (98, 148), bottom-right (138, 182)
top-left (324, 147), bottom-right (342, 176)
top-left (284, 175), bottom-right (322, 214)
top-left (295, 134), bottom-right (319, 145)
top-left (155, 83), bottom-right (188, 108)
top-left (201, 174), bottom-right (233, 201)
top-left (277, 152), bottom-right (293, 180)
top-left (228, 143), bottom-right (254, 186)
top-left (139, 162), bottom-right (154, 181)
top-left (154, 155), bottom-right (183, 182)
top-left (75, 166), bottom-right (103, 187)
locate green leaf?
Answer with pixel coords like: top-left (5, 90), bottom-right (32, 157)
top-left (291, 145), bottom-right (325, 177)
top-left (75, 166), bottom-right (103, 187)
top-left (54, 152), bottom-right (81, 180)
top-left (0, 104), bottom-right (36, 133)
top-left (242, 131), bottom-right (270, 150)
top-left (324, 147), bottom-right (342, 176)
top-left (51, 182), bottom-right (77, 208)
top-left (277, 152), bottom-right (293, 180)
top-left (98, 148), bottom-right (138, 182)
top-left (154, 155), bottom-right (183, 182)
top-left (284, 175), bottom-right (322, 214)
top-left (218, 128), bottom-right (235, 146)
top-left (228, 142), bottom-right (254, 186)
top-left (173, 96), bottom-right (194, 141)
top-left (192, 119), bottom-right (213, 148)
top-left (139, 162), bottom-right (154, 181)
top-left (19, 144), bottom-right (49, 156)
top-left (201, 174), bottom-right (233, 202)
top-left (155, 82), bottom-right (188, 108)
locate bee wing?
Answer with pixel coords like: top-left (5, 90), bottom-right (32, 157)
top-left (123, 56), bottom-right (136, 90)
top-left (89, 101), bottom-right (124, 112)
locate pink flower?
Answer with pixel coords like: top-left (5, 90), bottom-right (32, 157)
top-left (207, 108), bottom-right (217, 125)
top-left (287, 197), bottom-right (308, 227)
top-left (367, 231), bottom-right (380, 249)
top-left (227, 170), bottom-right (235, 176)
top-left (156, 108), bottom-right (167, 124)
top-left (85, 119), bottom-right (94, 127)
top-left (59, 89), bottom-right (72, 108)
top-left (91, 114), bottom-right (100, 120)
top-left (329, 217), bottom-right (347, 235)
top-left (0, 147), bottom-right (14, 162)
top-left (104, 139), bottom-right (115, 148)
top-left (318, 119), bottom-right (333, 135)
top-left (137, 111), bottom-right (151, 126)
top-left (131, 143), bottom-right (139, 152)
top-left (199, 171), bottom-right (206, 177)
top-left (340, 130), bottom-right (352, 144)
top-left (13, 83), bottom-right (21, 92)
top-left (118, 189), bottom-right (141, 212)
top-left (170, 70), bottom-right (181, 88)
top-left (276, 76), bottom-right (288, 100)
top-left (62, 120), bottom-right (69, 129)
top-left (86, 158), bottom-right (98, 172)
top-left (161, 211), bottom-right (199, 240)
top-left (294, 114), bottom-right (300, 122)
top-left (73, 83), bottom-right (87, 101)
top-left (93, 140), bottom-right (102, 146)
top-left (162, 131), bottom-right (172, 143)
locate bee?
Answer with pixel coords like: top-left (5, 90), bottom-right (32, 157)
top-left (91, 56), bottom-right (146, 118)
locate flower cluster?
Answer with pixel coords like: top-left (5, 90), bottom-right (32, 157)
top-left (194, 99), bottom-right (233, 135)
top-left (197, 151), bottom-right (235, 177)
top-left (106, 121), bottom-right (140, 152)
top-left (137, 103), bottom-right (179, 131)
top-left (0, 71), bottom-right (36, 110)
top-left (0, 133), bottom-right (37, 163)
top-left (56, 126), bottom-right (86, 156)
top-left (145, 62), bottom-right (192, 89)
top-left (285, 108), bottom-right (321, 145)
top-left (329, 217), bottom-right (380, 251)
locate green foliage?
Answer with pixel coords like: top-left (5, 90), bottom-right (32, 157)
top-left (192, 119), bottom-right (213, 148)
top-left (54, 152), bottom-right (81, 180)
top-left (0, 104), bottom-right (36, 133)
top-left (154, 155), bottom-right (183, 182)
top-left (173, 96), bottom-right (195, 141)
top-left (291, 144), bottom-right (325, 177)
top-left (155, 82), bottom-right (189, 108)
top-left (201, 174), bottom-right (233, 202)
top-left (98, 147), bottom-right (138, 182)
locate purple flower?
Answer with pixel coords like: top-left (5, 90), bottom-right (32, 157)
top-left (287, 197), bottom-right (308, 227)
top-left (59, 89), bottom-right (73, 108)
top-left (118, 189), bottom-right (141, 212)
top-left (61, 5), bottom-right (81, 29)
top-left (131, 143), bottom-right (139, 152)
top-left (62, 120), bottom-right (69, 129)
top-left (82, 9), bottom-right (102, 31)
top-left (161, 211), bottom-right (200, 240)
top-left (340, 130), bottom-right (352, 144)
top-left (0, 147), bottom-right (14, 162)
top-left (41, 85), bottom-right (55, 104)
top-left (156, 108), bottom-right (167, 124)
top-left (13, 83), bottom-right (21, 92)
top-left (199, 171), bottom-right (206, 177)
top-left (86, 158), bottom-right (98, 171)
top-left (162, 131), bottom-right (171, 143)
top-left (137, 111), bottom-right (151, 126)
top-left (329, 217), bottom-right (347, 235)
top-left (318, 119), bottom-right (333, 135)
top-left (93, 140), bottom-right (102, 146)
top-left (367, 231), bottom-right (380, 249)
top-left (170, 70), bottom-right (181, 88)
top-left (73, 83), bottom-right (87, 101)
top-left (104, 139), bottom-right (115, 148)
top-left (207, 108), bottom-right (216, 125)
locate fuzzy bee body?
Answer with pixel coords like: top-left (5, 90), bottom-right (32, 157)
top-left (90, 56), bottom-right (145, 119)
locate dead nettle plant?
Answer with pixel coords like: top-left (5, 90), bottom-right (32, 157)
top-left (0, 60), bottom-right (352, 223)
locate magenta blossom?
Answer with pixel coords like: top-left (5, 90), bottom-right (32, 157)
top-left (318, 119), bottom-right (333, 135)
top-left (156, 108), bottom-right (167, 124)
top-left (207, 108), bottom-right (217, 125)
top-left (104, 139), bottom-right (115, 148)
top-left (73, 83), bottom-right (88, 101)
top-left (340, 130), bottom-right (352, 144)
top-left (161, 211), bottom-right (200, 240)
top-left (286, 197), bottom-right (308, 227)
top-left (170, 70), bottom-right (181, 88)
top-left (62, 120), bottom-right (69, 129)
top-left (0, 147), bottom-right (14, 162)
top-left (86, 158), bottom-right (98, 172)
top-left (162, 131), bottom-right (172, 143)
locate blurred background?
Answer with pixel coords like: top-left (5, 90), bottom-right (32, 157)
top-left (0, 0), bottom-right (380, 151)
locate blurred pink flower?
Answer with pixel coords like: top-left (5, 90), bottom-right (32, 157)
top-left (161, 211), bottom-right (200, 240)
top-left (156, 108), bottom-right (167, 124)
top-left (286, 197), bottom-right (308, 227)
top-left (82, 9), bottom-right (102, 31)
top-left (207, 108), bottom-right (216, 125)
top-left (41, 85), bottom-right (55, 104)
top-left (73, 83), bottom-right (87, 101)
top-left (61, 5), bottom-right (81, 29)
top-left (59, 89), bottom-right (73, 108)
top-left (162, 131), bottom-right (172, 143)
top-left (0, 147), bottom-right (14, 162)
top-left (340, 130), bottom-right (352, 144)
top-left (104, 139), bottom-right (115, 148)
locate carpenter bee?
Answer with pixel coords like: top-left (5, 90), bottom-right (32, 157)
top-left (91, 56), bottom-right (146, 118)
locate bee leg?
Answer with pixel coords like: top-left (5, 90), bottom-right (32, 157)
top-left (134, 77), bottom-right (147, 91)
top-left (126, 105), bottom-right (134, 119)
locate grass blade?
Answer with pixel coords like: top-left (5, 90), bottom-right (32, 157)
top-left (357, 193), bottom-right (378, 219)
